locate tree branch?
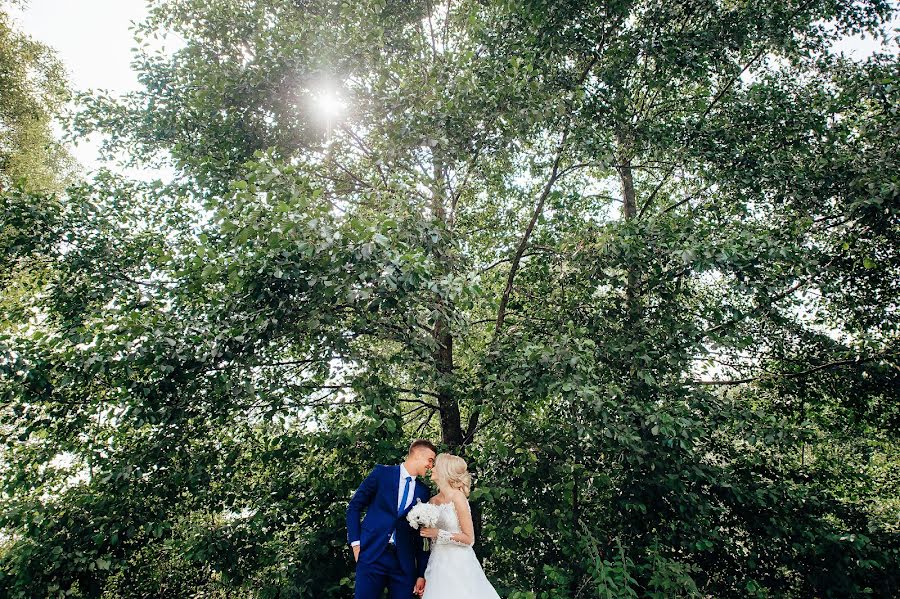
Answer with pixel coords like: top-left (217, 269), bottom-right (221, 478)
top-left (636, 29), bottom-right (799, 220)
top-left (690, 352), bottom-right (895, 386)
top-left (489, 57), bottom-right (598, 339)
top-left (491, 129), bottom-right (568, 340)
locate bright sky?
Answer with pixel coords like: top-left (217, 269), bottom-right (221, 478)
top-left (10, 0), bottom-right (150, 93)
top-left (7, 1), bottom-right (898, 176)
top-left (7, 0), bottom-right (180, 177)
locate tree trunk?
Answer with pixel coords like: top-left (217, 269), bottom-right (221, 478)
top-left (431, 151), bottom-right (465, 448)
top-left (616, 133), bottom-right (641, 323)
top-left (618, 155), bottom-right (637, 221)
top-left (570, 473), bottom-right (581, 596)
top-left (434, 318), bottom-right (464, 446)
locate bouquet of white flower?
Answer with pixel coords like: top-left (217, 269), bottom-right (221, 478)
top-left (406, 499), bottom-right (441, 550)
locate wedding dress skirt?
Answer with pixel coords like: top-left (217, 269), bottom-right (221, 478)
top-left (422, 501), bottom-right (500, 599)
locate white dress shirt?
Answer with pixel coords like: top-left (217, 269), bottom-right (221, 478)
top-left (391, 463), bottom-right (416, 544)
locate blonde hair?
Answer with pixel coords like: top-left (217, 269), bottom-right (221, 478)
top-left (433, 453), bottom-right (472, 497)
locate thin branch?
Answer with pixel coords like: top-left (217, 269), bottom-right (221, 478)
top-left (492, 127), bottom-right (569, 340)
top-left (690, 353), bottom-right (895, 386)
top-left (699, 278), bottom-right (806, 342)
top-left (203, 358), bottom-right (331, 373)
top-left (398, 397), bottom-right (442, 410)
top-left (401, 403), bottom-right (432, 419)
top-left (426, 1), bottom-right (439, 56)
top-left (463, 414), bottom-right (497, 445)
top-left (415, 408), bottom-right (438, 436)
top-left (478, 250), bottom-right (549, 275)
top-left (489, 56), bottom-right (598, 341)
top-left (555, 161), bottom-right (606, 180)
top-left (662, 190), bottom-right (704, 214)
top-left (636, 42), bottom-right (778, 219)
top-left (328, 156), bottom-right (377, 191)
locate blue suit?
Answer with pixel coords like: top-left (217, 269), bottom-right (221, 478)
top-left (347, 465), bottom-right (431, 599)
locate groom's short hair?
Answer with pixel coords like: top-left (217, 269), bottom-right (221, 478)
top-left (408, 439), bottom-right (437, 456)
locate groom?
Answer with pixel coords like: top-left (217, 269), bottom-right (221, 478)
top-left (347, 439), bottom-right (437, 598)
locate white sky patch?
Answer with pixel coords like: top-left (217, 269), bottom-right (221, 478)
top-left (8, 0), bottom-right (183, 181)
top-left (8, 1), bottom-right (151, 93)
top-left (829, 14), bottom-right (900, 59)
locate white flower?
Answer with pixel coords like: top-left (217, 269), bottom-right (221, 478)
top-left (406, 499), bottom-right (440, 530)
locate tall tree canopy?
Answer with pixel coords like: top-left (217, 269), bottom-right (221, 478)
top-left (0, 1), bottom-right (72, 193)
top-left (2, 0), bottom-right (898, 597)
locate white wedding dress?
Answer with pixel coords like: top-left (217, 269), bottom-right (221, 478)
top-left (422, 501), bottom-right (500, 599)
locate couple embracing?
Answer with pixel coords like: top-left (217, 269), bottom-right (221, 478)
top-left (346, 439), bottom-right (500, 599)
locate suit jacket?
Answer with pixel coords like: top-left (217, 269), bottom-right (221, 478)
top-left (347, 464), bottom-right (431, 578)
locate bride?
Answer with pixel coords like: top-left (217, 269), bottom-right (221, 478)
top-left (418, 454), bottom-right (500, 599)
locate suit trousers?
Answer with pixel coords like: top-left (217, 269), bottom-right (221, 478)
top-left (354, 544), bottom-right (416, 599)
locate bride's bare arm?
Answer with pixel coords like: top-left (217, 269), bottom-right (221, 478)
top-left (440, 491), bottom-right (474, 546)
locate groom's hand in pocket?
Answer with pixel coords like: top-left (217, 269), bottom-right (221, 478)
top-left (414, 577), bottom-right (425, 596)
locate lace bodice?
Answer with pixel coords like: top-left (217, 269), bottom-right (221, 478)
top-left (433, 500), bottom-right (463, 534)
top-left (430, 500), bottom-right (473, 548)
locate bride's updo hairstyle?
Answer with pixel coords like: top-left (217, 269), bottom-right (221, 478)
top-left (434, 453), bottom-right (472, 497)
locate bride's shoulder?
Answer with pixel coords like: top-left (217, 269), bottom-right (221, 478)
top-left (447, 489), bottom-right (468, 505)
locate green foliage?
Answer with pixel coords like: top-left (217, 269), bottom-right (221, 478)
top-left (0, 5), bottom-right (74, 192)
top-left (2, 0), bottom-right (898, 597)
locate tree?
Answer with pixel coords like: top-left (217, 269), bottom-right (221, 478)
top-left (0, 2), bottom-right (73, 192)
top-left (3, 0), bottom-right (898, 596)
top-left (1, 0), bottom-right (74, 336)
